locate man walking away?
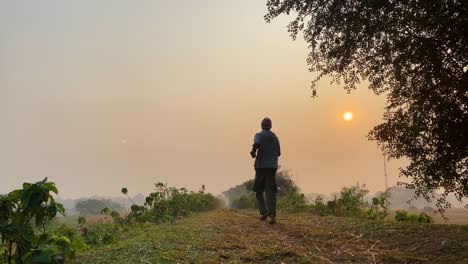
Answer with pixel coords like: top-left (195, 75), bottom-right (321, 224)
top-left (250, 117), bottom-right (281, 224)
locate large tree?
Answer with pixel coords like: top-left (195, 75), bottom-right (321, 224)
top-left (265, 0), bottom-right (468, 211)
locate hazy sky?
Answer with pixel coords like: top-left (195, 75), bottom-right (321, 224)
top-left (1, 0), bottom-right (407, 198)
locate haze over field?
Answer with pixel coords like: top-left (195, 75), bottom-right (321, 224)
top-left (1, 0), bottom-right (408, 198)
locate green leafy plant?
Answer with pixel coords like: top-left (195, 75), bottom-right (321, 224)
top-left (84, 222), bottom-right (115, 246)
top-left (367, 197), bottom-right (389, 221)
top-left (0, 178), bottom-right (80, 264)
top-left (311, 196), bottom-right (328, 216)
top-left (325, 184), bottom-right (369, 217)
top-left (395, 210), bottom-right (433, 224)
top-left (417, 212), bottom-right (434, 224)
top-left (408, 213), bottom-right (419, 222)
top-left (395, 210), bottom-right (409, 222)
top-left (122, 184), bottom-right (221, 224)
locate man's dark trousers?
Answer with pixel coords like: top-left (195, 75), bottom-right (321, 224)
top-left (253, 168), bottom-right (277, 217)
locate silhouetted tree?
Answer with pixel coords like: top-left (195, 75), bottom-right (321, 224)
top-left (265, 0), bottom-right (468, 211)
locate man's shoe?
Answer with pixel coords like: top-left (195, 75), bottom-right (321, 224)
top-left (269, 215), bottom-right (277, 224)
top-left (257, 214), bottom-right (268, 221)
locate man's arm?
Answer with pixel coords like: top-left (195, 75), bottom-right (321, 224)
top-left (251, 143), bottom-right (259, 158)
top-left (250, 134), bottom-right (260, 158)
top-left (277, 137), bottom-right (281, 157)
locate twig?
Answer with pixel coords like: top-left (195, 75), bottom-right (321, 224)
top-left (365, 240), bottom-right (380, 253)
top-left (410, 243), bottom-right (423, 252)
top-left (313, 242), bottom-right (323, 253)
top-left (343, 249), bottom-right (354, 257)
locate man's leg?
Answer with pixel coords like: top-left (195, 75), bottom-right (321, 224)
top-left (256, 192), bottom-right (267, 216)
top-left (265, 168), bottom-right (278, 221)
top-left (254, 169), bottom-right (267, 216)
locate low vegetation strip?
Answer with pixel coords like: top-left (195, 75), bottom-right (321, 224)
top-left (75, 209), bottom-right (468, 264)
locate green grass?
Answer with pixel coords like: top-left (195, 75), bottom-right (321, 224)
top-left (74, 209), bottom-right (468, 263)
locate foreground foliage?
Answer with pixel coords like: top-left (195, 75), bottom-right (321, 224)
top-left (76, 183), bottom-right (222, 248)
top-left (0, 178), bottom-right (83, 264)
top-left (265, 0), bottom-right (468, 212)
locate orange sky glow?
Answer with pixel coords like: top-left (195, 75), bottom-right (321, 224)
top-left (1, 0), bottom-right (407, 198)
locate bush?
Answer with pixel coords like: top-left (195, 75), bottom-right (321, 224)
top-left (322, 184), bottom-right (369, 217)
top-left (309, 184), bottom-right (390, 220)
top-left (231, 194), bottom-right (256, 210)
top-left (394, 210), bottom-right (433, 224)
top-left (310, 196), bottom-right (328, 216)
top-left (408, 213), bottom-right (419, 222)
top-left (395, 210), bottom-right (409, 221)
top-left (52, 225), bottom-right (87, 254)
top-left (85, 222), bottom-right (116, 246)
top-left (0, 178), bottom-right (80, 263)
top-left (123, 183), bottom-right (222, 224)
top-left (277, 192), bottom-right (308, 212)
top-left (418, 212), bottom-right (434, 224)
top-left (367, 197), bottom-right (389, 221)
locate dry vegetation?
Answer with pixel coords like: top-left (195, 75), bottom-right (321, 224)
top-left (423, 209), bottom-right (468, 225)
top-left (75, 209), bottom-right (468, 263)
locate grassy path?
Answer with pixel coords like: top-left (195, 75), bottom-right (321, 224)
top-left (75, 209), bottom-right (468, 263)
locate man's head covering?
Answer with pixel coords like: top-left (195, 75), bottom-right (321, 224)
top-left (261, 117), bottom-right (272, 130)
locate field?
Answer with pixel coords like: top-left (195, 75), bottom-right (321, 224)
top-left (423, 209), bottom-right (468, 225)
top-left (74, 209), bottom-right (468, 263)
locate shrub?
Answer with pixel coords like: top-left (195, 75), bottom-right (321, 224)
top-left (394, 210), bottom-right (433, 224)
top-left (367, 197), bottom-right (389, 221)
top-left (85, 222), bottom-right (116, 246)
top-left (123, 183), bottom-right (222, 224)
top-left (395, 210), bottom-right (409, 222)
top-left (408, 213), bottom-right (419, 222)
top-left (231, 194), bottom-right (256, 210)
top-left (0, 178), bottom-right (80, 263)
top-left (418, 212), bottom-right (434, 224)
top-left (52, 225), bottom-right (87, 254)
top-left (322, 184), bottom-right (369, 217)
top-left (277, 192), bottom-right (308, 212)
top-left (310, 196), bottom-right (328, 216)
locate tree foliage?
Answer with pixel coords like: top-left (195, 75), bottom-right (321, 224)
top-left (265, 0), bottom-right (468, 211)
top-left (74, 199), bottom-right (123, 216)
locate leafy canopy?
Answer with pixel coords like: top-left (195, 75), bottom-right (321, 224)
top-left (265, 0), bottom-right (468, 211)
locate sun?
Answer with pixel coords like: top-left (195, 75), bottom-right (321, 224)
top-left (344, 112), bottom-right (353, 121)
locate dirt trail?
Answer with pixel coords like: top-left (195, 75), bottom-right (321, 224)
top-left (76, 209), bottom-right (468, 264)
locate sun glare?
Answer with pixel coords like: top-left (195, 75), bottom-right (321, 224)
top-left (344, 112), bottom-right (353, 121)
